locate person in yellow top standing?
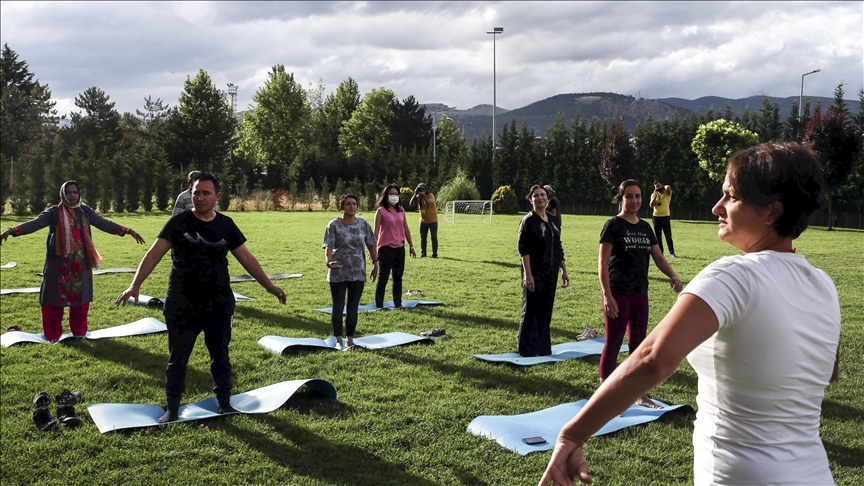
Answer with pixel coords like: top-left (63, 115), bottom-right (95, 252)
top-left (409, 183), bottom-right (438, 258)
top-left (649, 181), bottom-right (676, 257)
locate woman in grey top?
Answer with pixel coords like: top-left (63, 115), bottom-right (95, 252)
top-left (323, 194), bottom-right (379, 349)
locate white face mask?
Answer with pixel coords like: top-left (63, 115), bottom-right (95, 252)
top-left (388, 195), bottom-right (400, 205)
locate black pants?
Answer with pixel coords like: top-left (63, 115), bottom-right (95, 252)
top-left (164, 303), bottom-right (234, 400)
top-left (420, 222), bottom-right (438, 257)
top-left (517, 272), bottom-right (558, 357)
top-left (330, 281), bottom-right (365, 337)
top-left (376, 245), bottom-right (405, 308)
top-left (652, 216), bottom-right (675, 255)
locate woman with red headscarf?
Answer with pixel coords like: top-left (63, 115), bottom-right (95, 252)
top-left (0, 181), bottom-right (145, 341)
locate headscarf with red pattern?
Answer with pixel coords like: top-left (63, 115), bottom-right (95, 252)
top-left (56, 181), bottom-right (102, 269)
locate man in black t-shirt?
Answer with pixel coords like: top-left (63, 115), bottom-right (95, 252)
top-left (543, 185), bottom-right (562, 230)
top-left (117, 173), bottom-right (287, 423)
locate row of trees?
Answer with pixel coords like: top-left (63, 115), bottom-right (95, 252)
top-left (2, 43), bottom-right (862, 225)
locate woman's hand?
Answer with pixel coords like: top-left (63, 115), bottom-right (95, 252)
top-left (370, 262), bottom-right (379, 282)
top-left (561, 271), bottom-right (570, 288)
top-left (409, 246), bottom-right (417, 259)
top-left (327, 260), bottom-right (344, 269)
top-left (538, 436), bottom-right (592, 486)
top-left (523, 275), bottom-right (535, 292)
top-left (670, 277), bottom-right (683, 293)
top-left (603, 293), bottom-right (618, 318)
top-left (126, 228), bottom-right (146, 245)
top-left (0, 228), bottom-right (11, 244)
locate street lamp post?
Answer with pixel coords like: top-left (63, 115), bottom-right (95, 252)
top-left (486, 27), bottom-right (503, 157)
top-left (799, 69), bottom-right (821, 118)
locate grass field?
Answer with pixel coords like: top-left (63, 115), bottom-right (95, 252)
top-left (1, 210), bottom-right (862, 486)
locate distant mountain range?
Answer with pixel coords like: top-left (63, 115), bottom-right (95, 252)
top-left (424, 92), bottom-right (856, 143)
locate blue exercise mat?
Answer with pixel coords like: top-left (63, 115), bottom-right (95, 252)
top-left (259, 331), bottom-right (433, 354)
top-left (472, 338), bottom-right (627, 366)
top-left (468, 399), bottom-right (694, 455)
top-left (229, 273), bottom-right (302, 283)
top-left (1, 317), bottom-right (167, 347)
top-left (126, 292), bottom-right (253, 307)
top-left (87, 378), bottom-right (337, 433)
top-left (1, 261), bottom-right (17, 269)
top-left (314, 299), bottom-right (443, 314)
top-left (0, 287), bottom-right (41, 295)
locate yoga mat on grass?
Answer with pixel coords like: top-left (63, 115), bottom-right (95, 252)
top-left (314, 299), bottom-right (443, 314)
top-left (0, 287), bottom-right (41, 295)
top-left (36, 267), bottom-right (137, 277)
top-left (126, 292), bottom-right (253, 307)
top-left (472, 338), bottom-right (627, 366)
top-left (87, 378), bottom-right (337, 433)
top-left (230, 273), bottom-right (302, 283)
top-left (259, 331), bottom-right (433, 354)
top-left (1, 261), bottom-right (17, 269)
top-left (1, 317), bottom-right (167, 347)
top-left (467, 399), bottom-right (694, 455)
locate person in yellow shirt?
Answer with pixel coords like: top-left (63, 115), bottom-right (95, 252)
top-left (409, 183), bottom-right (438, 258)
top-left (649, 181), bottom-right (676, 257)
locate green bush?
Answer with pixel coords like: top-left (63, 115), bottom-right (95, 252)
top-left (491, 185), bottom-right (518, 214)
top-left (437, 173), bottom-right (481, 208)
top-left (399, 187), bottom-right (413, 209)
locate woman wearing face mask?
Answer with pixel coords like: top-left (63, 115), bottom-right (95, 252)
top-left (373, 184), bottom-right (416, 310)
top-left (598, 179), bottom-right (682, 408)
top-left (540, 144), bottom-right (839, 486)
top-left (517, 184), bottom-right (569, 357)
top-left (0, 181), bottom-right (145, 341)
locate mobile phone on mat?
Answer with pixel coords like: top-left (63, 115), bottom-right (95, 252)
top-left (522, 436), bottom-right (547, 445)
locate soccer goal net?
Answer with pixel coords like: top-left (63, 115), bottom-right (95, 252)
top-left (443, 200), bottom-right (493, 223)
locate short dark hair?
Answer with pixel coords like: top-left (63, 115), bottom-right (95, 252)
top-left (193, 172), bottom-right (220, 194)
top-left (613, 179), bottom-right (643, 204)
top-left (525, 184), bottom-right (547, 200)
top-left (377, 184), bottom-right (403, 211)
top-left (726, 142), bottom-right (824, 239)
top-left (339, 193), bottom-right (358, 210)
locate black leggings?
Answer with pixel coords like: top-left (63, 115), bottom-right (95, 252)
top-left (376, 245), bottom-right (405, 308)
top-left (330, 281), bottom-right (365, 337)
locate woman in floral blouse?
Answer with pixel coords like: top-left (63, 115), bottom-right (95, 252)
top-left (0, 181), bottom-right (145, 341)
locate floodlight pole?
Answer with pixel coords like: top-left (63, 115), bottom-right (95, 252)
top-left (227, 83), bottom-right (238, 114)
top-left (486, 27), bottom-right (503, 158)
top-left (799, 69), bottom-right (821, 118)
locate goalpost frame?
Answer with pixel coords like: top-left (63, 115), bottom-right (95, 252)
top-left (443, 200), bottom-right (493, 223)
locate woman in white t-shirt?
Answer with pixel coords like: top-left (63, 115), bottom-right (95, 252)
top-left (539, 142), bottom-right (841, 486)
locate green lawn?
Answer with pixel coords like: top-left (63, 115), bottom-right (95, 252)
top-left (1, 210), bottom-right (862, 485)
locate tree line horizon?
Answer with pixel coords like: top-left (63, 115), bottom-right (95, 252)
top-left (2, 44), bottom-right (861, 225)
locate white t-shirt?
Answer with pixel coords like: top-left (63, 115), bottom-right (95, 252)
top-left (683, 251), bottom-right (840, 485)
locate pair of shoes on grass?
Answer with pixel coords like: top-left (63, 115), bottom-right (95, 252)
top-left (575, 328), bottom-right (601, 341)
top-left (32, 389), bottom-right (82, 431)
top-left (420, 328), bottom-right (446, 338)
top-left (406, 290), bottom-right (423, 296)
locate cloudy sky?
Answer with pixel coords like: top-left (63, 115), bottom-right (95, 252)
top-left (1, 1), bottom-right (861, 118)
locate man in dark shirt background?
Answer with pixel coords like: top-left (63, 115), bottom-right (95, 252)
top-left (544, 185), bottom-right (562, 230)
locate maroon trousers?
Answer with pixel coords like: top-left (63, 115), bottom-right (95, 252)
top-left (599, 294), bottom-right (649, 379)
top-left (41, 303), bottom-right (90, 340)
